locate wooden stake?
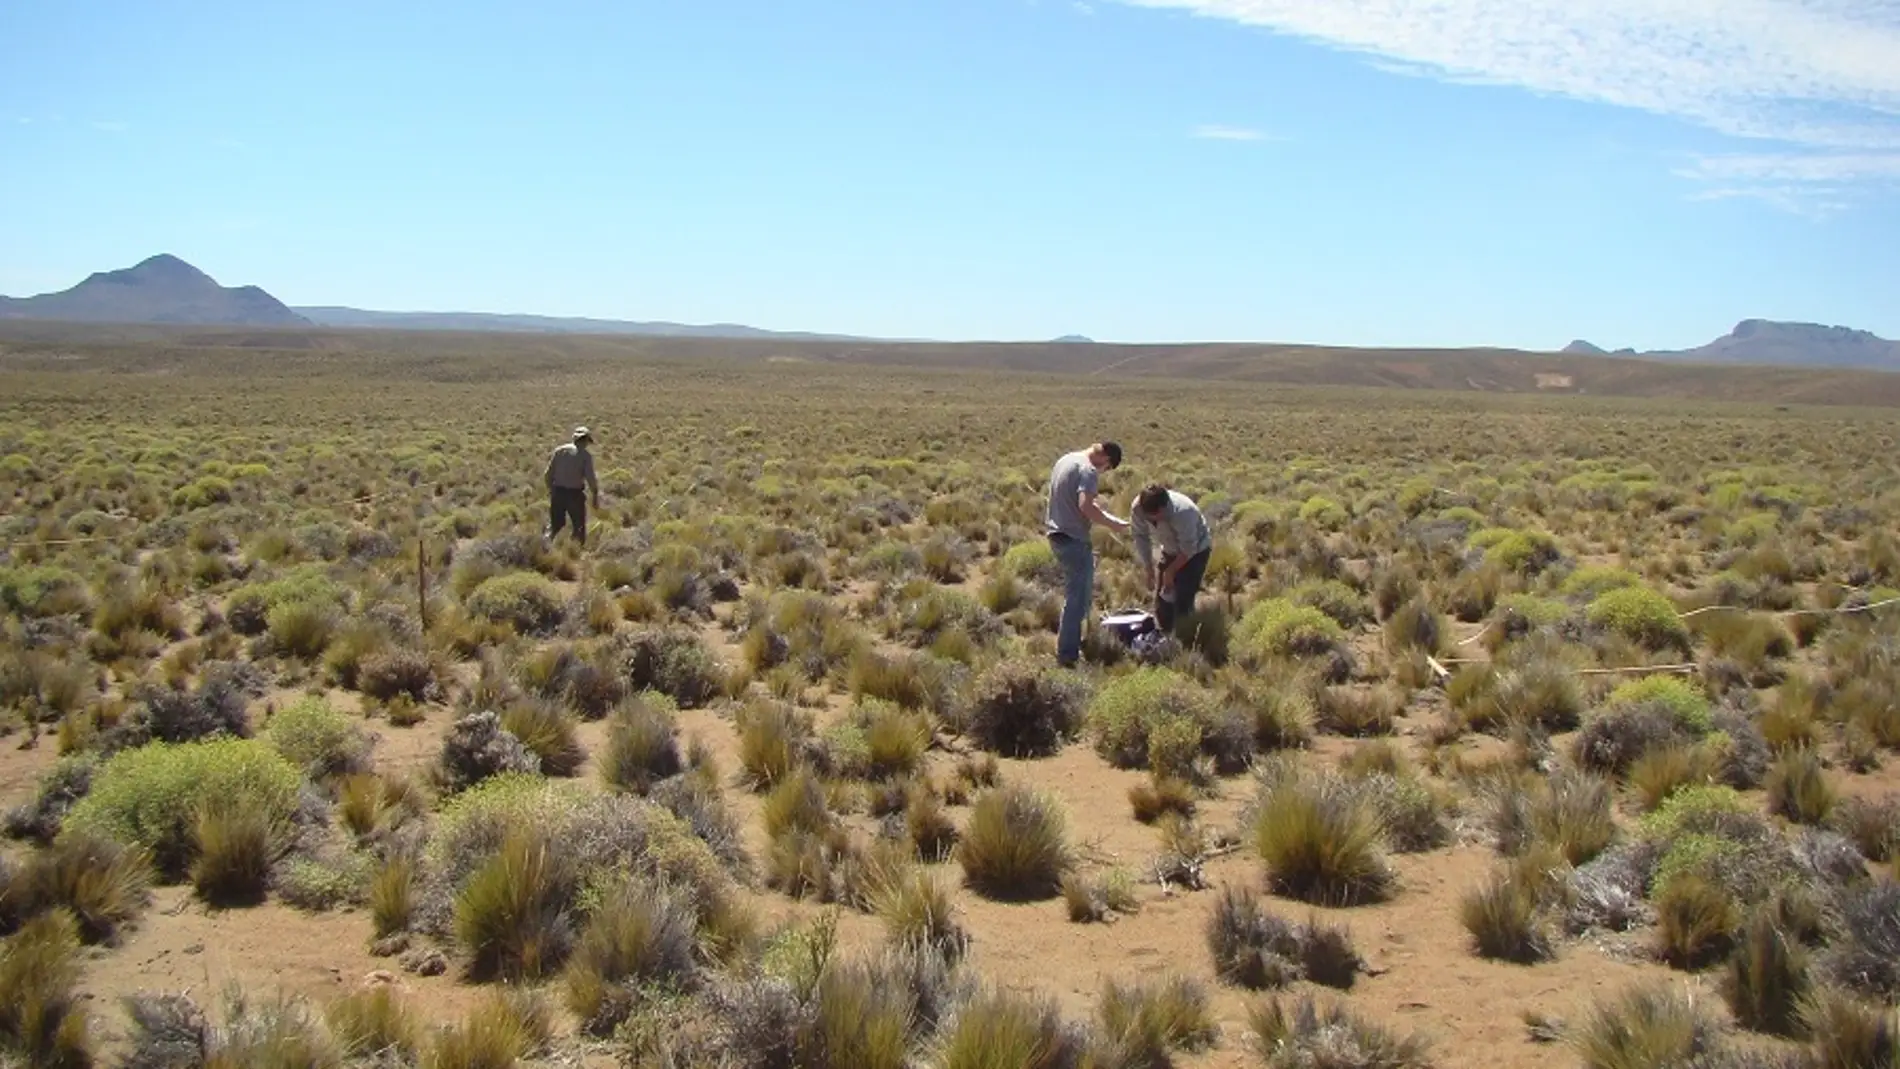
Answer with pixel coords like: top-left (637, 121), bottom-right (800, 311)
top-left (418, 536), bottom-right (429, 633)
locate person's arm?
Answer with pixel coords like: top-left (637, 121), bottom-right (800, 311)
top-left (544, 451), bottom-right (556, 490)
top-left (1077, 478), bottom-right (1127, 531)
top-left (1129, 500), bottom-right (1154, 575)
top-left (585, 453), bottom-right (599, 503)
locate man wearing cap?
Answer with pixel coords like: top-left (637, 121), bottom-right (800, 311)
top-left (544, 426), bottom-right (600, 547)
top-left (1043, 440), bottom-right (1128, 668)
top-left (1129, 483), bottom-right (1213, 635)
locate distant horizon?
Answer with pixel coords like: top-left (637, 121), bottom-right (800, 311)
top-left (4, 1), bottom-right (1896, 352)
top-left (10, 249), bottom-right (1893, 354)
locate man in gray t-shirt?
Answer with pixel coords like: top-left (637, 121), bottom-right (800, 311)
top-left (1043, 441), bottom-right (1127, 667)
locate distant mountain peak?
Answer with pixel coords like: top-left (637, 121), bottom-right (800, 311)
top-left (1561, 319), bottom-right (1899, 372)
top-left (0, 254), bottom-right (309, 327)
top-left (1052, 334), bottom-right (1094, 344)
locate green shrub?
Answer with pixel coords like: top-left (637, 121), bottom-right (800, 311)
top-left (60, 737), bottom-right (302, 881)
top-left (1291, 579), bottom-right (1370, 629)
top-left (998, 540), bottom-right (1062, 585)
top-left (225, 565), bottom-right (347, 636)
top-left (1482, 529), bottom-right (1561, 574)
top-left (1560, 565), bottom-right (1643, 600)
top-left (0, 566), bottom-right (92, 619)
top-left (1234, 598), bottom-right (1346, 663)
top-left (1587, 586), bottom-right (1689, 652)
top-left (265, 696), bottom-right (372, 781)
top-left (465, 571), bottom-right (564, 634)
top-left (1085, 666), bottom-right (1217, 771)
top-left (1605, 675), bottom-right (1713, 734)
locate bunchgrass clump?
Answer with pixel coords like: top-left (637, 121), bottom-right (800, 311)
top-left (0, 909), bottom-right (93, 1069)
top-left (1206, 884), bottom-right (1362, 990)
top-left (562, 877), bottom-right (699, 1037)
top-left (1567, 981), bottom-right (1719, 1068)
top-left (1251, 765), bottom-right (1394, 907)
top-left (1247, 993), bottom-right (1431, 1069)
top-left (957, 783), bottom-right (1072, 901)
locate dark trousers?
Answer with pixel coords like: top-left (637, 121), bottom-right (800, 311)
top-left (1156, 547), bottom-right (1211, 633)
top-left (547, 487), bottom-right (588, 545)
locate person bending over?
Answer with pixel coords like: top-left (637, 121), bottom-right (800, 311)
top-left (1130, 482), bottom-right (1212, 634)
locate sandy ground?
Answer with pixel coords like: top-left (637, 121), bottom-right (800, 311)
top-left (4, 599), bottom-right (1895, 1068)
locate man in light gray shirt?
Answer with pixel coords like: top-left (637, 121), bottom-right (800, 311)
top-left (1043, 440), bottom-right (1127, 667)
top-left (543, 425), bottom-right (600, 547)
top-left (1130, 483), bottom-right (1213, 635)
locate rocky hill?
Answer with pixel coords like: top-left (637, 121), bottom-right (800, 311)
top-left (0, 255), bottom-right (311, 327)
top-left (1569, 320), bottom-right (1899, 371)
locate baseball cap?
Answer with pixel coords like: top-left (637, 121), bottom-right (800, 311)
top-left (573, 426), bottom-right (591, 440)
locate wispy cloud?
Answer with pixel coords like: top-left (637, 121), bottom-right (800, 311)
top-left (90, 120), bottom-right (129, 133)
top-left (1116, 0), bottom-right (1900, 211)
top-left (1192, 123), bottom-right (1271, 141)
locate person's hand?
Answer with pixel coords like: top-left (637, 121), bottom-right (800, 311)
top-left (592, 494), bottom-right (601, 510)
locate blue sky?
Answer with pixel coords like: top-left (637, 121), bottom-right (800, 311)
top-left (1, 0), bottom-right (1896, 351)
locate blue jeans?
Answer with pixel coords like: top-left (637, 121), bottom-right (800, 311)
top-left (1051, 533), bottom-right (1094, 666)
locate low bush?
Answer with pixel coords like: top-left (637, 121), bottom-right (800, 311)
top-left (959, 657), bottom-right (1086, 758)
top-left (60, 736), bottom-right (302, 882)
top-left (264, 696), bottom-right (373, 781)
top-left (1586, 586), bottom-right (1690, 653)
top-left (622, 627), bottom-right (730, 709)
top-left (1234, 598), bottom-right (1347, 665)
top-left (434, 710), bottom-right (541, 795)
top-left (464, 571), bottom-right (564, 634)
